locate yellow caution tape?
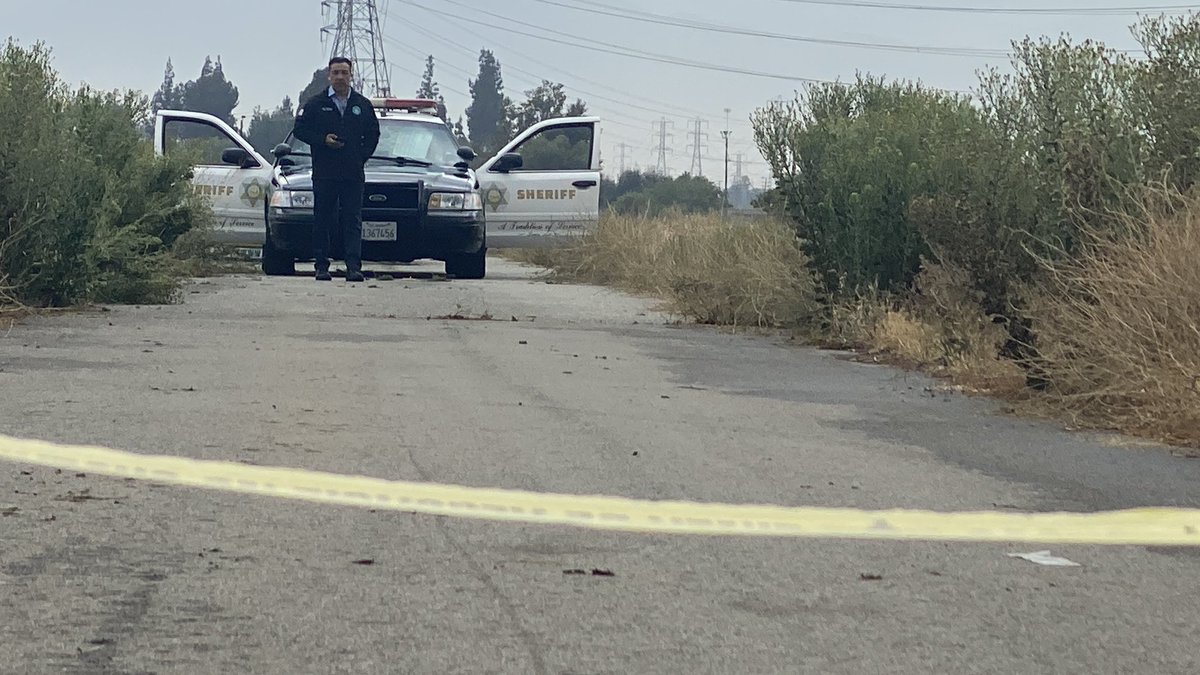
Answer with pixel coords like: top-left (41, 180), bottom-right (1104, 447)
top-left (1, 433), bottom-right (1198, 545)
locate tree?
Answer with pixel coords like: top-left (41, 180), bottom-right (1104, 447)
top-left (180, 56), bottom-right (239, 126)
top-left (143, 57), bottom-right (185, 135)
top-left (416, 57), bottom-right (449, 121)
top-left (599, 171), bottom-right (720, 216)
top-left (513, 80), bottom-right (567, 130)
top-left (417, 55), bottom-right (439, 99)
top-left (616, 169), bottom-right (669, 196)
top-left (436, 94), bottom-right (449, 123)
top-left (567, 98), bottom-right (588, 116)
top-left (465, 49), bottom-right (512, 156)
top-left (149, 58), bottom-right (183, 114)
top-left (246, 96), bottom-right (295, 157)
top-left (298, 67), bottom-right (328, 105)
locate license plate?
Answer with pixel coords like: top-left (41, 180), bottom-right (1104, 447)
top-left (363, 221), bottom-right (397, 241)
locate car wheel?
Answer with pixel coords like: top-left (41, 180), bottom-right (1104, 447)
top-left (445, 249), bottom-right (486, 279)
top-left (261, 228), bottom-right (295, 276)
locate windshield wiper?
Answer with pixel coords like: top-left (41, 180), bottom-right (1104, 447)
top-left (368, 155), bottom-right (433, 167)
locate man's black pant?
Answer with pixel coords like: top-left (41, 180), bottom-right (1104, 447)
top-left (312, 177), bottom-right (364, 273)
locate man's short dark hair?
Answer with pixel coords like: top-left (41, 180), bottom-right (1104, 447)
top-left (329, 56), bottom-right (353, 69)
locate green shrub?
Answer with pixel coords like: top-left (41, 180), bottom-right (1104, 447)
top-left (0, 40), bottom-right (210, 307)
top-left (751, 76), bottom-right (985, 295)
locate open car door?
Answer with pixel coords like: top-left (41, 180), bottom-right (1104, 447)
top-left (477, 117), bottom-right (601, 248)
top-left (154, 110), bottom-right (273, 249)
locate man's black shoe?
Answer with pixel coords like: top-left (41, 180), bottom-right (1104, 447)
top-left (315, 270), bottom-right (332, 281)
top-left (346, 270), bottom-right (365, 283)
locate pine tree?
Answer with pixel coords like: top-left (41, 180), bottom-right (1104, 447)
top-left (247, 96), bottom-right (297, 156)
top-left (417, 56), bottom-right (450, 122)
top-left (298, 67), bottom-right (328, 105)
top-left (465, 49), bottom-right (512, 156)
top-left (150, 58), bottom-right (184, 114)
top-left (417, 55), bottom-right (439, 100)
top-left (180, 55), bottom-right (239, 125)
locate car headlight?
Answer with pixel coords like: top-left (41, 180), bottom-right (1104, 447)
top-left (269, 190), bottom-right (315, 209)
top-left (428, 191), bottom-right (482, 211)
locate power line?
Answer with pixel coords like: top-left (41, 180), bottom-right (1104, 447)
top-left (400, 0), bottom-right (856, 88)
top-left (380, 35), bottom-right (657, 152)
top-left (399, 5), bottom-right (714, 119)
top-left (381, 30), bottom-right (671, 156)
top-left (390, 0), bottom-right (932, 171)
top-left (769, 0), bottom-right (1200, 14)
top-left (382, 5), bottom-right (774, 176)
top-left (528, 0), bottom-right (1014, 57)
top-left (385, 15), bottom-right (716, 124)
top-left (381, 11), bottom-right (770, 156)
top-left (382, 44), bottom-right (751, 177)
top-left (383, 37), bottom-right (665, 141)
top-left (378, 36), bottom-right (474, 98)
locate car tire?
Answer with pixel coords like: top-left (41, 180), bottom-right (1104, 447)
top-left (445, 249), bottom-right (486, 279)
top-left (261, 229), bottom-right (295, 276)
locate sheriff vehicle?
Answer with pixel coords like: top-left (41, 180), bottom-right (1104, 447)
top-left (153, 98), bottom-right (601, 279)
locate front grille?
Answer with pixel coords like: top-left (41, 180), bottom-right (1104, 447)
top-left (363, 184), bottom-right (419, 209)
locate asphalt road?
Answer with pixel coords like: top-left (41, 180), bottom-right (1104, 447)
top-left (1, 258), bottom-right (1198, 674)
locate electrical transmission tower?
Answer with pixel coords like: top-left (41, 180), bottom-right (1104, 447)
top-left (686, 118), bottom-right (709, 177)
top-left (613, 143), bottom-right (632, 175)
top-left (651, 119), bottom-right (674, 176)
top-left (321, 0), bottom-right (392, 97)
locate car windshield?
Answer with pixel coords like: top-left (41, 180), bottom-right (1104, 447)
top-left (281, 116), bottom-right (461, 170)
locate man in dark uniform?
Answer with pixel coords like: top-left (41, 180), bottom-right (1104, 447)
top-left (292, 56), bottom-right (381, 282)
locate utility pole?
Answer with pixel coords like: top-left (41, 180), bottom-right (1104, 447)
top-left (686, 117), bottom-right (709, 177)
top-left (721, 108), bottom-right (731, 219)
top-left (321, 0), bottom-right (392, 97)
top-left (651, 118), bottom-right (674, 176)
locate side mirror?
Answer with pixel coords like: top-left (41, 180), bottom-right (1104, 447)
top-left (493, 152), bottom-right (523, 172)
top-left (222, 147), bottom-right (252, 168)
top-left (272, 143), bottom-right (293, 159)
top-left (456, 146), bottom-right (477, 162)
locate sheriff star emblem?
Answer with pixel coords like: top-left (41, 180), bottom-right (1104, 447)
top-left (240, 178), bottom-right (266, 208)
top-left (482, 184), bottom-right (508, 212)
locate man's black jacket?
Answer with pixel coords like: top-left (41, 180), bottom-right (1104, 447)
top-left (292, 89), bottom-right (381, 181)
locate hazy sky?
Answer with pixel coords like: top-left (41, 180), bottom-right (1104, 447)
top-left (1, 0), bottom-right (1178, 185)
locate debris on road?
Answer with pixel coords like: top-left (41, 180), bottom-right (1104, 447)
top-left (859, 573), bottom-right (883, 581)
top-left (1007, 550), bottom-right (1082, 567)
top-left (564, 568), bottom-right (615, 577)
top-left (429, 311), bottom-right (494, 321)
